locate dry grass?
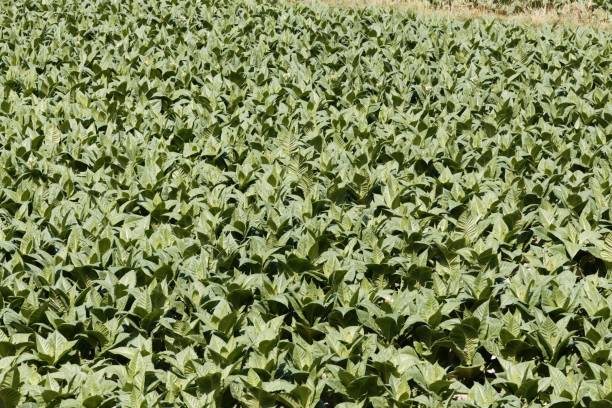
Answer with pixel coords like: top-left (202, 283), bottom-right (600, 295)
top-left (299, 0), bottom-right (611, 30)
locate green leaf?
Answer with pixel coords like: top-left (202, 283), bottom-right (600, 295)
top-left (0, 388), bottom-right (20, 408)
top-left (599, 234), bottom-right (612, 262)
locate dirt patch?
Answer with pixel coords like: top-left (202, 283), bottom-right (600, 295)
top-left (299, 0), bottom-right (611, 30)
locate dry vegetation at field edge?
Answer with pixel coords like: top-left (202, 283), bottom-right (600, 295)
top-left (301, 0), bottom-right (611, 29)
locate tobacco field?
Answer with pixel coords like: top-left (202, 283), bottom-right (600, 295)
top-left (0, 0), bottom-right (611, 407)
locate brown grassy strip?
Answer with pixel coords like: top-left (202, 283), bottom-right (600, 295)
top-left (297, 0), bottom-right (611, 30)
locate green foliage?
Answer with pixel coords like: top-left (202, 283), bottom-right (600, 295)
top-left (0, 0), bottom-right (611, 406)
